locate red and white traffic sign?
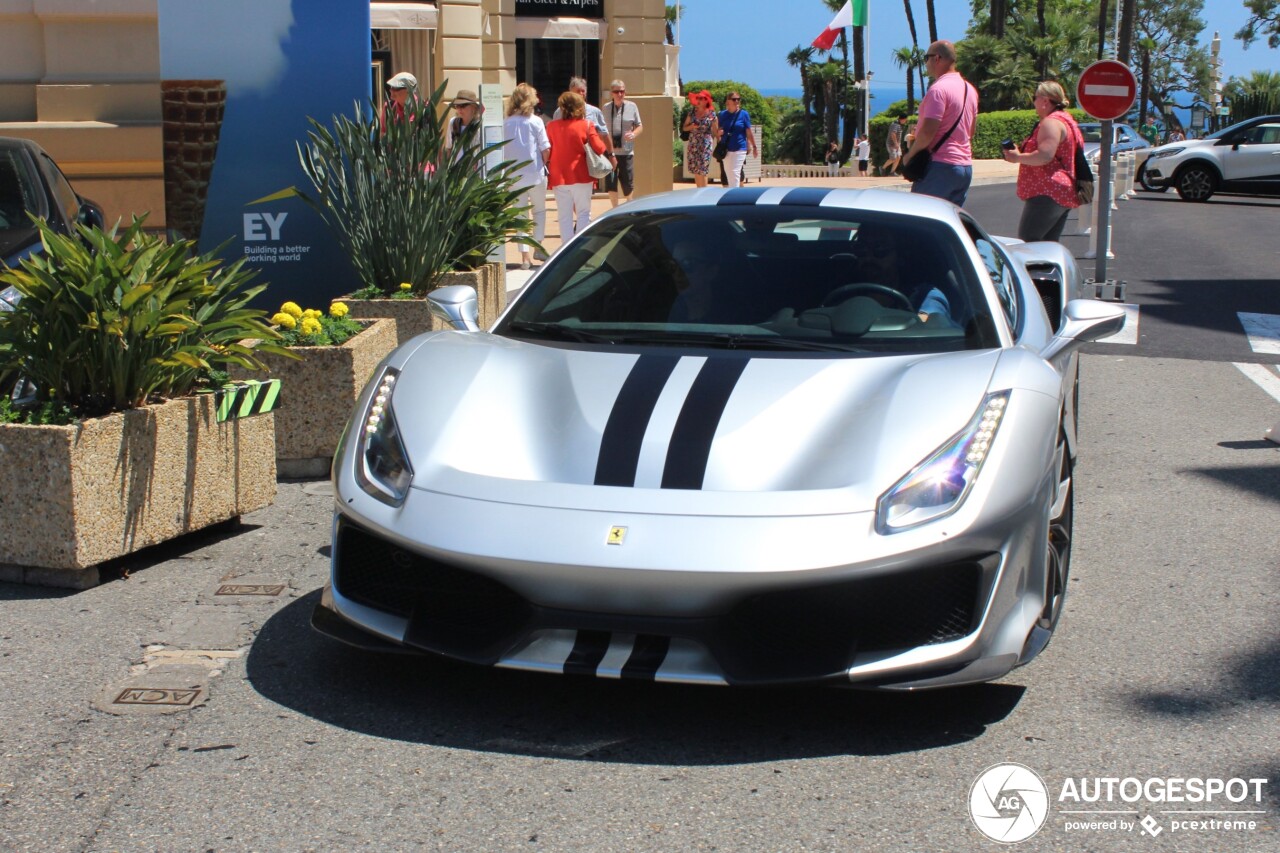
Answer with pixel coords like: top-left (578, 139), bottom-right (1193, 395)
top-left (1076, 60), bottom-right (1137, 121)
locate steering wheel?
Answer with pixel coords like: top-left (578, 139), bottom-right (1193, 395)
top-left (821, 282), bottom-right (913, 311)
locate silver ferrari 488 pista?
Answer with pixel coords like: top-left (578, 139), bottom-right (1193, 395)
top-left (313, 186), bottom-right (1125, 690)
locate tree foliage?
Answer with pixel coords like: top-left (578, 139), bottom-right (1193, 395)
top-left (1236, 0), bottom-right (1280, 49)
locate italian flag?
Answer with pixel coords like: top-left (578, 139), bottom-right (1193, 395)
top-left (812, 1), bottom-right (868, 52)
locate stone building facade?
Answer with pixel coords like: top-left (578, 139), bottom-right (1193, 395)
top-left (0, 0), bottom-right (676, 226)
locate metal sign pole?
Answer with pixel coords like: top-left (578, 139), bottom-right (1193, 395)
top-left (1096, 119), bottom-right (1113, 284)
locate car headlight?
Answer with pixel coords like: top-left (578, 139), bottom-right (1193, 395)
top-left (876, 391), bottom-right (1011, 534)
top-left (0, 285), bottom-right (20, 311)
top-left (355, 367), bottom-right (414, 506)
top-left (1149, 147), bottom-right (1184, 160)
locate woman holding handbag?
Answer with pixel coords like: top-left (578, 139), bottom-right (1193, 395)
top-left (1002, 81), bottom-right (1085, 243)
top-left (682, 90), bottom-right (720, 188)
top-left (545, 91), bottom-right (612, 243)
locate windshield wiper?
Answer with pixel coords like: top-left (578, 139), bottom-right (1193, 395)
top-left (611, 331), bottom-right (863, 352)
top-left (504, 321), bottom-right (615, 344)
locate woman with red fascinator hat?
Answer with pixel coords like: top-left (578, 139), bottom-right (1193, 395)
top-left (681, 90), bottom-right (720, 188)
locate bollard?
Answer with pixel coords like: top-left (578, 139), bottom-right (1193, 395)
top-left (1266, 421), bottom-right (1280, 445)
top-left (1073, 162), bottom-right (1097, 236)
top-left (1117, 152), bottom-right (1133, 200)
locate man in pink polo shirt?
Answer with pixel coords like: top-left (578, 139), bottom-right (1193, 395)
top-left (901, 40), bottom-right (979, 206)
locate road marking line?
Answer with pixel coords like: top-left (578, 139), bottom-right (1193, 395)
top-left (1098, 303), bottom-right (1139, 345)
top-left (1238, 312), bottom-right (1280, 354)
top-left (1234, 363), bottom-right (1280, 405)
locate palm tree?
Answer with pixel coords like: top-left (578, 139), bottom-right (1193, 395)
top-left (810, 61), bottom-right (845, 147)
top-left (989, 1), bottom-right (1008, 39)
top-left (891, 45), bottom-right (924, 114)
top-left (787, 45), bottom-right (816, 163)
top-left (925, 0), bottom-right (938, 44)
top-left (904, 0), bottom-right (920, 47)
top-left (1097, 0), bottom-right (1109, 59)
top-left (665, 5), bottom-right (685, 94)
top-left (1118, 0), bottom-right (1136, 65)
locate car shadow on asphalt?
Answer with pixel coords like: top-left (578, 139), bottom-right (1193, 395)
top-left (246, 590), bottom-right (1026, 765)
top-left (1184, 463), bottom-right (1280, 505)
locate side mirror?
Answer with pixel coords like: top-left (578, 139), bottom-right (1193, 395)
top-left (1117, 134), bottom-right (1131, 144)
top-left (77, 199), bottom-right (104, 230)
top-left (1040, 299), bottom-right (1126, 362)
top-left (427, 284), bottom-right (480, 332)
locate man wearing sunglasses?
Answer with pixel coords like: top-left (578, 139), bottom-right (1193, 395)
top-left (604, 80), bottom-right (643, 207)
top-left (901, 41), bottom-right (978, 206)
top-left (718, 92), bottom-right (758, 188)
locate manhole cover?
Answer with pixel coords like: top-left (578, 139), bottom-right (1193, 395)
top-left (113, 687), bottom-right (202, 706)
top-left (215, 584), bottom-right (286, 596)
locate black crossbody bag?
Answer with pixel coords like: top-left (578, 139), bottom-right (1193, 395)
top-left (902, 84), bottom-right (969, 183)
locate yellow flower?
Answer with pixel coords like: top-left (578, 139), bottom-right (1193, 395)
top-left (271, 312), bottom-right (297, 330)
top-left (280, 301), bottom-right (304, 318)
top-left (303, 308), bottom-right (322, 320)
top-left (399, 282), bottom-right (413, 292)
top-left (329, 301), bottom-right (349, 318)
top-left (300, 317), bottom-right (323, 336)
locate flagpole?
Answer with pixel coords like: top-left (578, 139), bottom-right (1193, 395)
top-left (863, 6), bottom-right (871, 139)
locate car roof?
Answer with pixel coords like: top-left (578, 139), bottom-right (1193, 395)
top-left (0, 136), bottom-right (45, 155)
top-left (599, 186), bottom-right (965, 227)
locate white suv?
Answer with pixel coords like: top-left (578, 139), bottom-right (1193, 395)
top-left (1140, 115), bottom-right (1280, 201)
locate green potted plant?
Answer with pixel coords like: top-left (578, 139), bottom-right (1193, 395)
top-left (0, 216), bottom-right (288, 588)
top-left (297, 81), bottom-right (540, 342)
top-left (230, 300), bottom-right (397, 478)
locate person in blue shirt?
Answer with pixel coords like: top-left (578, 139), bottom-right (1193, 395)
top-left (717, 92), bottom-right (758, 188)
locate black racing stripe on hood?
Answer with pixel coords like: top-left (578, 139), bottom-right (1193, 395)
top-left (595, 354), bottom-right (680, 487)
top-left (717, 187), bottom-right (769, 205)
top-left (661, 357), bottom-right (750, 490)
top-left (620, 634), bottom-right (671, 680)
top-left (779, 187), bottom-right (833, 206)
top-left (564, 630), bottom-right (611, 676)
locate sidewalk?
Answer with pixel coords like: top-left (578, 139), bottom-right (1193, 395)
top-left (503, 159), bottom-right (1020, 289)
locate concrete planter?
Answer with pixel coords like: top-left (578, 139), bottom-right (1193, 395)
top-left (0, 395), bottom-right (276, 589)
top-left (342, 262), bottom-right (506, 346)
top-left (232, 318), bottom-right (397, 478)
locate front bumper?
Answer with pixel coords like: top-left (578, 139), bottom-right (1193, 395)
top-left (315, 471), bottom-right (1049, 689)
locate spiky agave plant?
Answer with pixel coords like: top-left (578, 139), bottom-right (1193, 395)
top-left (0, 215), bottom-right (291, 418)
top-left (297, 81), bottom-right (541, 296)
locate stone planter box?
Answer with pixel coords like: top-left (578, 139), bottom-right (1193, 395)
top-left (231, 318), bottom-right (397, 478)
top-left (0, 395), bottom-right (276, 589)
top-left (342, 261), bottom-right (506, 346)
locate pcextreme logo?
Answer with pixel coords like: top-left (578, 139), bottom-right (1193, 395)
top-left (968, 764), bottom-right (1271, 843)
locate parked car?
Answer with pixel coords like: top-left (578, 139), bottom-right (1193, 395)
top-left (0, 136), bottom-right (104, 309)
top-left (313, 187), bottom-right (1125, 690)
top-left (1079, 122), bottom-right (1151, 166)
top-left (1139, 114), bottom-right (1280, 201)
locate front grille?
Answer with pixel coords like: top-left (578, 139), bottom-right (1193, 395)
top-left (334, 517), bottom-right (994, 684)
top-left (334, 519), bottom-right (532, 663)
top-left (714, 557), bottom-right (990, 683)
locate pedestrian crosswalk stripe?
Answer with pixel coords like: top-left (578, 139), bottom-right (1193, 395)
top-left (1234, 363), bottom-right (1280, 405)
top-left (1238, 312), bottom-right (1280, 355)
top-left (1097, 303), bottom-right (1140, 345)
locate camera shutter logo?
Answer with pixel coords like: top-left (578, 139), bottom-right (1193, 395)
top-left (969, 763), bottom-right (1050, 843)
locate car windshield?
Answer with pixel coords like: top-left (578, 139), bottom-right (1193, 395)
top-left (1080, 125), bottom-right (1103, 143)
top-left (0, 148), bottom-right (43, 257)
top-left (498, 207), bottom-right (1000, 355)
top-left (1203, 116), bottom-right (1275, 141)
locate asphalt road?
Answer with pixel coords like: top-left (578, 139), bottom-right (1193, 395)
top-left (965, 184), bottom-right (1280, 364)
top-left (1, 188), bottom-right (1278, 853)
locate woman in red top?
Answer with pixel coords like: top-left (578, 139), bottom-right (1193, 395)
top-left (545, 91), bottom-right (611, 243)
top-left (1003, 81), bottom-right (1084, 243)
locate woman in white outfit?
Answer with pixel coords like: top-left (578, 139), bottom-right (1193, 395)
top-left (503, 83), bottom-right (551, 268)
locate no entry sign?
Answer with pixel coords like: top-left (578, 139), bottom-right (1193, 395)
top-left (1077, 60), bottom-right (1137, 121)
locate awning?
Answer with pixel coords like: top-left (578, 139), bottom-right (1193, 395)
top-left (371, 2), bottom-right (438, 29)
top-left (513, 17), bottom-right (602, 40)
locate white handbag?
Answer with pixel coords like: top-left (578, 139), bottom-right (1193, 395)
top-left (584, 140), bottom-right (613, 179)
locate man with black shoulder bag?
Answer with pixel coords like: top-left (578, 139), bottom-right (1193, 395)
top-left (605, 79), bottom-right (643, 207)
top-left (900, 40), bottom-right (978, 206)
